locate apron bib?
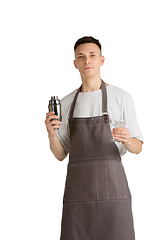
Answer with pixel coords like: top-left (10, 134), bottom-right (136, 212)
top-left (60, 80), bottom-right (135, 240)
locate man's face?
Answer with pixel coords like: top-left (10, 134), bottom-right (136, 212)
top-left (74, 43), bottom-right (105, 79)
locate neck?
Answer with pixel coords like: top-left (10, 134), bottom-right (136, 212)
top-left (81, 76), bottom-right (102, 92)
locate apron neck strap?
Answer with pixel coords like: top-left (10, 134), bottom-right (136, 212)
top-left (69, 79), bottom-right (108, 119)
top-left (101, 80), bottom-right (108, 114)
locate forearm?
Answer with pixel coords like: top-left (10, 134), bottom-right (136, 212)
top-left (123, 137), bottom-right (142, 154)
top-left (49, 133), bottom-right (67, 161)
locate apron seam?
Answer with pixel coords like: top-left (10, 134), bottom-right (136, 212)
top-left (114, 161), bottom-right (119, 199)
top-left (105, 160), bottom-right (109, 199)
top-left (69, 156), bottom-right (121, 162)
top-left (95, 162), bottom-right (99, 201)
top-left (63, 199), bottom-right (128, 205)
top-left (122, 165), bottom-right (127, 198)
top-left (69, 123), bottom-right (105, 126)
top-left (68, 161), bottom-right (122, 167)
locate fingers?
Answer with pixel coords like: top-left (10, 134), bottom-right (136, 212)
top-left (47, 124), bottom-right (61, 132)
top-left (45, 112), bottom-right (60, 123)
top-left (46, 111), bottom-right (59, 119)
top-left (114, 137), bottom-right (129, 143)
top-left (112, 127), bottom-right (128, 134)
top-left (45, 112), bottom-right (62, 134)
top-left (112, 127), bottom-right (130, 144)
top-left (45, 118), bottom-right (62, 127)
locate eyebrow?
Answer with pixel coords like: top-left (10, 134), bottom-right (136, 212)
top-left (78, 52), bottom-right (97, 55)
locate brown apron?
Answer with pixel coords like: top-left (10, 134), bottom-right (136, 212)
top-left (60, 80), bottom-right (135, 240)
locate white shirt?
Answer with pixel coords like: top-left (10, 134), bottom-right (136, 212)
top-left (56, 84), bottom-right (144, 156)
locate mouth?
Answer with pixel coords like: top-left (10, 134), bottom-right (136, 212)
top-left (83, 66), bottom-right (93, 70)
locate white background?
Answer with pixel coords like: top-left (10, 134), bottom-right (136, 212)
top-left (0, 0), bottom-right (160, 239)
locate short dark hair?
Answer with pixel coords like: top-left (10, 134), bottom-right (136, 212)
top-left (74, 36), bottom-right (102, 53)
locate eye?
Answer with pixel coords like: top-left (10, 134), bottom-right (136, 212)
top-left (78, 56), bottom-right (83, 59)
top-left (91, 54), bottom-right (96, 57)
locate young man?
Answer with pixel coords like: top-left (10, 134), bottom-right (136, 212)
top-left (45, 36), bottom-right (143, 240)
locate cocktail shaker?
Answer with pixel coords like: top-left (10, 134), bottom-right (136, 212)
top-left (48, 96), bottom-right (62, 127)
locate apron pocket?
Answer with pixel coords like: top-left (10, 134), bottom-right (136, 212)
top-left (65, 164), bottom-right (97, 203)
top-left (96, 161), bottom-right (127, 200)
top-left (64, 161), bottom-right (127, 203)
top-left (105, 161), bottom-right (127, 200)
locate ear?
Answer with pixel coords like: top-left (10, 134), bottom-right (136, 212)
top-left (100, 56), bottom-right (105, 66)
top-left (73, 60), bottom-right (78, 69)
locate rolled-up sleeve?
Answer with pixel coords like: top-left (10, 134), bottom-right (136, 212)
top-left (124, 94), bottom-right (144, 142)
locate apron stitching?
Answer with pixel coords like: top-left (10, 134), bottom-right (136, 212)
top-left (114, 161), bottom-right (119, 199)
top-left (69, 115), bottom-right (108, 120)
top-left (69, 123), bottom-right (104, 126)
top-left (105, 160), bottom-right (109, 199)
top-left (95, 162), bottom-right (99, 201)
top-left (121, 165), bottom-right (127, 198)
top-left (69, 156), bottom-right (121, 161)
top-left (68, 162), bottom-right (121, 167)
top-left (63, 199), bottom-right (128, 205)
top-left (63, 197), bottom-right (128, 203)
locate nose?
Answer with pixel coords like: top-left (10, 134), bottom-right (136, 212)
top-left (84, 56), bottom-right (90, 65)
